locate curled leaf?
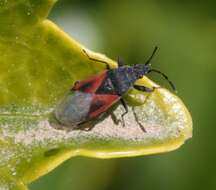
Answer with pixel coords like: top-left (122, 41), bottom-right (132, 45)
top-left (0, 0), bottom-right (192, 189)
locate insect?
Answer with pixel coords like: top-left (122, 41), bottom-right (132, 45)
top-left (55, 47), bottom-right (175, 132)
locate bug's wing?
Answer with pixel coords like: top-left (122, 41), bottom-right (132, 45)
top-left (72, 71), bottom-right (107, 93)
top-left (88, 94), bottom-right (120, 119)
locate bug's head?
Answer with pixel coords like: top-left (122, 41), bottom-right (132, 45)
top-left (133, 46), bottom-right (158, 79)
top-left (133, 63), bottom-right (151, 79)
top-left (134, 46), bottom-right (176, 92)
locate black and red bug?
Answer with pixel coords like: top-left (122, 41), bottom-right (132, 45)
top-left (55, 47), bottom-right (176, 132)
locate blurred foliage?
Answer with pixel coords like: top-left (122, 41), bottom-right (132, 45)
top-left (30, 0), bottom-right (216, 190)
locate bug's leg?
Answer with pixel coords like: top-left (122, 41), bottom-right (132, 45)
top-left (120, 99), bottom-right (128, 127)
top-left (132, 107), bottom-right (147, 133)
top-left (82, 49), bottom-right (111, 70)
top-left (76, 120), bottom-right (96, 131)
top-left (110, 112), bottom-right (121, 125)
top-left (71, 80), bottom-right (80, 90)
top-left (74, 81), bottom-right (79, 85)
top-left (117, 57), bottom-right (125, 67)
top-left (83, 124), bottom-right (95, 131)
top-left (132, 85), bottom-right (160, 132)
top-left (133, 85), bottom-right (159, 92)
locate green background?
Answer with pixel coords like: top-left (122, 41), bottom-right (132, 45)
top-left (30, 0), bottom-right (216, 190)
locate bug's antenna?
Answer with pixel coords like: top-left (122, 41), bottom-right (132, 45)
top-left (145, 46), bottom-right (158, 65)
top-left (148, 69), bottom-right (176, 92)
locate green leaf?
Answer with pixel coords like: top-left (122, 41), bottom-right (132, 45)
top-left (0, 0), bottom-right (192, 189)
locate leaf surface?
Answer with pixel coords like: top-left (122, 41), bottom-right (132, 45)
top-left (0, 0), bottom-right (192, 189)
